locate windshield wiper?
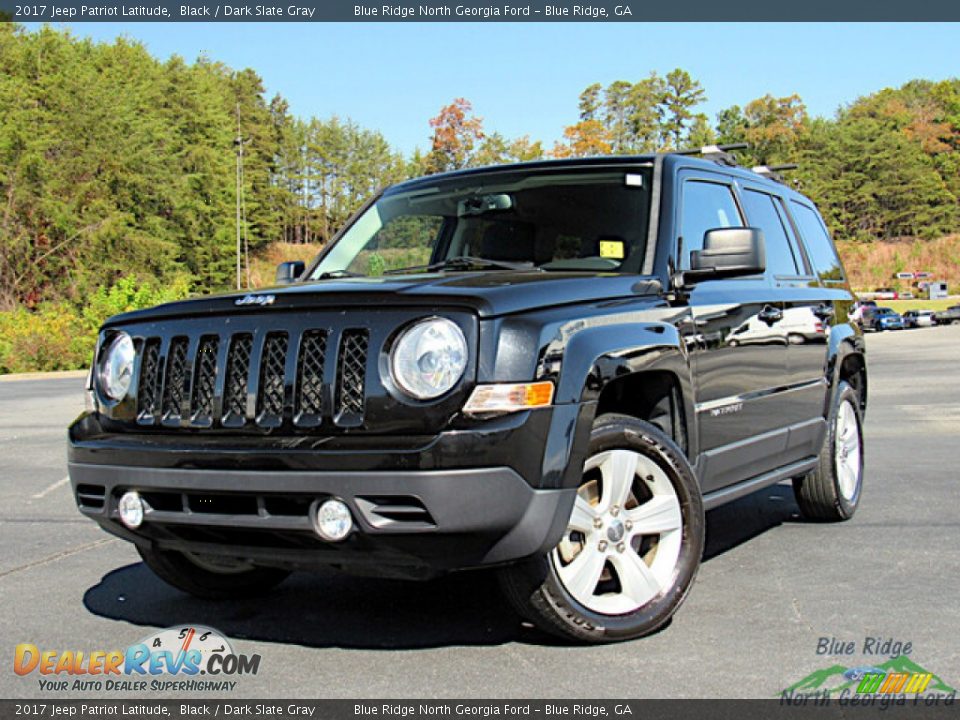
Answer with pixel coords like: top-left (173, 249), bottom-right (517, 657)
top-left (384, 256), bottom-right (539, 275)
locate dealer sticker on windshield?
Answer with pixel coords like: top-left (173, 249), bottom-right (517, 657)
top-left (599, 240), bottom-right (626, 259)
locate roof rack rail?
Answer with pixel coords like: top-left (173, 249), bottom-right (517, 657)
top-left (673, 143), bottom-right (748, 167)
top-left (751, 163), bottom-right (798, 184)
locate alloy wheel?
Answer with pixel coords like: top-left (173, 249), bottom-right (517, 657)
top-left (552, 449), bottom-right (683, 615)
top-left (835, 399), bottom-right (862, 501)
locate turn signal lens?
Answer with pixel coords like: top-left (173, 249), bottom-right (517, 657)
top-left (463, 381), bottom-right (555, 416)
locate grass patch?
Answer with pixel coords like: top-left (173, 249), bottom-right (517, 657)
top-left (881, 298), bottom-right (957, 312)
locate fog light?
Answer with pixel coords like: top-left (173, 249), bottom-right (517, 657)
top-left (314, 498), bottom-right (353, 542)
top-left (118, 491), bottom-right (144, 529)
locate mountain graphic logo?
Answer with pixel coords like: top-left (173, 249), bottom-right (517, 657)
top-left (781, 656), bottom-right (957, 697)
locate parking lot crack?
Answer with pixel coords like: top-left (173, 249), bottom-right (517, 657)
top-left (0, 537), bottom-right (116, 580)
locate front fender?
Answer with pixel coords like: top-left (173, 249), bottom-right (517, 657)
top-left (542, 320), bottom-right (695, 490)
top-left (552, 321), bottom-right (689, 404)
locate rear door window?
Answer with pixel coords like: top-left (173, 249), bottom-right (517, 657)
top-left (741, 189), bottom-right (800, 277)
top-left (790, 201), bottom-right (845, 282)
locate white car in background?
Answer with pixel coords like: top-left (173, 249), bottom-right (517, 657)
top-left (903, 309), bottom-right (937, 328)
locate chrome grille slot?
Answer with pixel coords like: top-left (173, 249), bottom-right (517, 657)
top-left (191, 335), bottom-right (219, 426)
top-left (335, 329), bottom-right (369, 426)
top-left (222, 334), bottom-right (253, 427)
top-left (295, 330), bottom-right (327, 426)
top-left (161, 337), bottom-right (189, 423)
top-left (257, 332), bottom-right (288, 426)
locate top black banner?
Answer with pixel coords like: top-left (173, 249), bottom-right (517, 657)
top-left (3, 0), bottom-right (960, 21)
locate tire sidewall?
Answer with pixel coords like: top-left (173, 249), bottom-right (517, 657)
top-left (539, 416), bottom-right (705, 641)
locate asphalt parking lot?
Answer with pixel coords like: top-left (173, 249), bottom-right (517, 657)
top-left (2, 325), bottom-right (958, 699)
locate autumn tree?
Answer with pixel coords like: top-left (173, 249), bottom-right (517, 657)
top-left (423, 98), bottom-right (484, 174)
top-left (742, 94), bottom-right (808, 164)
top-left (552, 120), bottom-right (613, 158)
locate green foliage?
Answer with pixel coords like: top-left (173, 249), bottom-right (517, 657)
top-left (348, 247), bottom-right (431, 276)
top-left (366, 253), bottom-right (386, 277)
top-left (796, 87), bottom-right (959, 241)
top-left (0, 304), bottom-right (92, 373)
top-left (662, 69), bottom-right (706, 150)
top-left (0, 276), bottom-right (191, 373)
top-left (3, 22), bottom-right (960, 372)
top-left (81, 275), bottom-right (192, 328)
top-left (0, 24), bottom-right (406, 309)
top-left (570, 70), bottom-right (703, 153)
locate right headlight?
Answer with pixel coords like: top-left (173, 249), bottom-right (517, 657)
top-left (97, 332), bottom-right (136, 401)
top-left (390, 318), bottom-right (467, 400)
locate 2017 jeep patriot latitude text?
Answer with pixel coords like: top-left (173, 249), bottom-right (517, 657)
top-left (70, 151), bottom-right (867, 642)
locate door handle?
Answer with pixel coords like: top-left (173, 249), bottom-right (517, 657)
top-left (758, 305), bottom-right (783, 325)
top-left (813, 303), bottom-right (835, 319)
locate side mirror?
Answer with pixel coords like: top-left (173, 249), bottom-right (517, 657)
top-left (687, 227), bottom-right (765, 281)
top-left (275, 261), bottom-right (305, 285)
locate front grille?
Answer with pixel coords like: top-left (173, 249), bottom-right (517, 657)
top-left (161, 338), bottom-right (189, 422)
top-left (336, 330), bottom-right (369, 425)
top-left (295, 330), bottom-right (327, 425)
top-left (257, 333), bottom-right (288, 425)
top-left (222, 334), bottom-right (253, 426)
top-left (134, 326), bottom-right (371, 430)
top-left (191, 336), bottom-right (219, 425)
top-left (137, 340), bottom-right (162, 421)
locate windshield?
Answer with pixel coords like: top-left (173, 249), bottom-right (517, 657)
top-left (309, 167), bottom-right (652, 278)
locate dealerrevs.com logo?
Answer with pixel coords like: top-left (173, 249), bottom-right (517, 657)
top-left (14, 625), bottom-right (261, 693)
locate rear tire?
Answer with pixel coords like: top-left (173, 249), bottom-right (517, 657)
top-left (793, 381), bottom-right (864, 521)
top-left (499, 414), bottom-right (704, 643)
top-left (138, 546), bottom-right (290, 600)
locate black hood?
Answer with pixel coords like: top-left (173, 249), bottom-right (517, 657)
top-left (104, 271), bottom-right (662, 326)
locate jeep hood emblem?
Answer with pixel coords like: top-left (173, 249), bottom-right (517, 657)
top-left (235, 294), bottom-right (276, 307)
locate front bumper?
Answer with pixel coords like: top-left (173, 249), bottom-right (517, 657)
top-left (68, 404), bottom-right (593, 579)
top-left (69, 463), bottom-right (574, 579)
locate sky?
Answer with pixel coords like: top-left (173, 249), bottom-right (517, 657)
top-left (29, 22), bottom-right (960, 155)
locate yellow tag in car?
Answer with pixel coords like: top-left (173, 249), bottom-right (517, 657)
top-left (599, 240), bottom-right (625, 259)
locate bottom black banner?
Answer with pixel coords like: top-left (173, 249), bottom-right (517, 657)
top-left (1, 699), bottom-right (957, 720)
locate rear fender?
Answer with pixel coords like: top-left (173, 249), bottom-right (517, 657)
top-left (825, 323), bottom-right (867, 417)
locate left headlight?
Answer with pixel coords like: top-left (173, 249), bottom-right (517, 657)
top-left (390, 318), bottom-right (467, 400)
top-left (97, 332), bottom-right (136, 401)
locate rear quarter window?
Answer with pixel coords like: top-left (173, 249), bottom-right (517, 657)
top-left (790, 201), bottom-right (845, 282)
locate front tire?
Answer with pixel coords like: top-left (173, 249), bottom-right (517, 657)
top-left (138, 546), bottom-right (290, 600)
top-left (499, 414), bottom-right (704, 643)
top-left (793, 380), bottom-right (864, 521)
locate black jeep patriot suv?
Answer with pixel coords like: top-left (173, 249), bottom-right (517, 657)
top-left (69, 148), bottom-right (867, 643)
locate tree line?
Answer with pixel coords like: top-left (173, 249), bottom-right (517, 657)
top-left (2, 24), bottom-right (959, 323)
